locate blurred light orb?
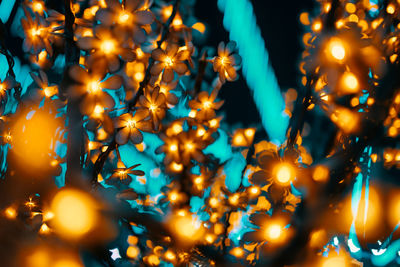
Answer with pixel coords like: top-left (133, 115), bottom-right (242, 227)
top-left (265, 223), bottom-right (283, 241)
top-left (11, 109), bottom-right (59, 168)
top-left (51, 188), bottom-right (98, 239)
top-left (322, 256), bottom-right (346, 267)
top-left (101, 40), bottom-right (115, 54)
top-left (327, 38), bottom-right (346, 61)
top-left (340, 72), bottom-right (359, 93)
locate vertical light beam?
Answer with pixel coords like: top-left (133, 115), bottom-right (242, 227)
top-left (218, 0), bottom-right (289, 144)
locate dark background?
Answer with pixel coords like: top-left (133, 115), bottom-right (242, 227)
top-left (195, 0), bottom-right (315, 127)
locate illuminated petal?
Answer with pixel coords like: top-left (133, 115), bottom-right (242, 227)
top-left (130, 128), bottom-right (143, 144)
top-left (107, 55), bottom-right (121, 72)
top-left (95, 9), bottom-right (113, 26)
top-left (100, 92), bottom-right (116, 108)
top-left (120, 48), bottom-right (136, 61)
top-left (198, 91), bottom-right (209, 102)
top-left (136, 120), bottom-right (153, 132)
top-left (101, 75), bottom-right (122, 90)
top-left (69, 65), bottom-right (89, 83)
top-left (132, 28), bottom-right (146, 44)
top-left (151, 48), bottom-right (166, 61)
top-left (162, 68), bottom-right (174, 83)
top-left (226, 67), bottom-right (237, 81)
top-left (133, 109), bottom-right (149, 121)
top-left (150, 62), bottom-right (164, 76)
top-left (116, 127), bottom-right (130, 144)
top-left (135, 10), bottom-right (153, 25)
top-left (166, 43), bottom-right (179, 57)
top-left (175, 50), bottom-right (191, 61)
top-left (217, 42), bottom-right (225, 55)
top-left (77, 37), bottom-right (97, 50)
top-left (172, 62), bottom-right (188, 75)
top-left (80, 96), bottom-right (96, 115)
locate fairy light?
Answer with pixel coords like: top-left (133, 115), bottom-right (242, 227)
top-left (327, 38), bottom-right (346, 62)
top-left (202, 100), bottom-right (212, 109)
top-left (340, 72), bottom-right (359, 94)
top-left (118, 11), bottom-right (130, 24)
top-left (149, 104), bottom-right (157, 112)
top-left (274, 163), bottom-right (295, 185)
top-left (313, 165), bottom-right (329, 182)
top-left (126, 119), bottom-right (136, 129)
top-left (87, 81), bottom-right (101, 94)
top-left (164, 251), bottom-right (176, 261)
top-left (209, 197), bottom-right (219, 208)
top-left (51, 189), bottom-right (98, 239)
top-left (126, 246), bottom-right (140, 259)
top-left (100, 40), bottom-right (116, 54)
top-left (230, 247), bottom-right (244, 258)
top-left (185, 142), bottom-right (194, 151)
top-left (164, 57), bottom-right (174, 67)
top-left (170, 162), bottom-right (183, 172)
top-left (264, 223), bottom-right (283, 242)
top-left (4, 206), bottom-right (17, 219)
top-left (169, 143), bottom-right (178, 152)
top-left (387, 4), bottom-right (396, 14)
top-left (93, 104), bottom-right (104, 116)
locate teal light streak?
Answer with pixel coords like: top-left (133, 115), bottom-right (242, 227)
top-left (218, 0), bottom-right (289, 144)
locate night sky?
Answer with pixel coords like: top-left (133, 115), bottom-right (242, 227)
top-left (195, 0), bottom-right (315, 127)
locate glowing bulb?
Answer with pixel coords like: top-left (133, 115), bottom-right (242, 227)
top-left (230, 247), bottom-right (244, 258)
top-left (313, 165), bottom-right (329, 182)
top-left (51, 188), bottom-right (97, 239)
top-left (126, 119), bottom-right (136, 129)
top-left (265, 223), bottom-right (283, 241)
top-left (100, 40), bottom-right (115, 54)
top-left (194, 176), bottom-right (203, 185)
top-left (387, 4), bottom-right (396, 14)
top-left (197, 128), bottom-right (206, 136)
top-left (219, 56), bottom-right (228, 66)
top-left (169, 192), bottom-right (179, 202)
top-left (274, 163), bottom-right (294, 185)
top-left (118, 11), bottom-right (130, 24)
top-left (126, 246), bottom-right (140, 259)
top-left (169, 144), bottom-right (178, 152)
top-left (4, 206), bottom-right (17, 219)
top-left (209, 197), bottom-right (218, 208)
top-left (162, 6), bottom-right (173, 18)
top-left (31, 28), bottom-right (42, 37)
top-left (244, 128), bottom-right (255, 138)
top-left (171, 162), bottom-right (183, 172)
top-left (185, 142), bottom-right (194, 151)
top-left (93, 104), bottom-right (104, 116)
top-left (87, 81), bottom-right (101, 93)
top-left (39, 223), bottom-right (51, 235)
top-left (327, 39), bottom-right (346, 61)
top-left (312, 21), bottom-right (322, 32)
top-left (172, 124), bottom-right (182, 134)
top-left (164, 57), bottom-right (174, 67)
top-left (229, 194), bottom-right (240, 206)
top-left (32, 2), bottom-right (43, 12)
top-left (202, 101), bottom-right (212, 109)
top-left (149, 104), bottom-right (157, 112)
top-left (340, 72), bottom-right (359, 93)
top-left (249, 186), bottom-right (260, 195)
top-left (165, 251), bottom-right (175, 261)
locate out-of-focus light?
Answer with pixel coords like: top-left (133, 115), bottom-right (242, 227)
top-left (327, 38), bottom-right (346, 62)
top-left (340, 72), bottom-right (359, 94)
top-left (100, 40), bottom-right (116, 54)
top-left (313, 165), bottom-right (329, 182)
top-left (4, 206), bottom-right (17, 219)
top-left (51, 188), bottom-right (98, 239)
top-left (321, 256), bottom-right (347, 267)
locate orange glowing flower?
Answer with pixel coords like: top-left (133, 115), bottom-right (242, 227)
top-left (30, 70), bottom-right (58, 98)
top-left (106, 164), bottom-right (145, 186)
top-left (114, 109), bottom-right (152, 144)
top-left (21, 9), bottom-right (53, 55)
top-left (188, 89), bottom-right (224, 121)
top-left (77, 26), bottom-right (135, 72)
top-left (213, 41), bottom-right (242, 82)
top-left (96, 0), bottom-right (154, 43)
top-left (68, 65), bottom-right (122, 114)
top-left (138, 86), bottom-right (168, 130)
top-left (150, 43), bottom-right (191, 83)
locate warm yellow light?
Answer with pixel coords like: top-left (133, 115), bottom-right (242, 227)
top-left (32, 2), bottom-right (43, 12)
top-left (197, 128), bottom-right (206, 136)
top-left (230, 247), bottom-right (244, 258)
top-left (169, 192), bottom-right (179, 202)
top-left (31, 28), bottom-right (42, 37)
top-left (345, 3), bottom-right (356, 13)
top-left (205, 233), bottom-right (215, 243)
top-left (185, 142), bottom-right (194, 151)
top-left (209, 197), bottom-right (219, 208)
top-left (126, 246), bottom-right (140, 259)
top-left (164, 251), bottom-right (176, 261)
top-left (87, 81), bottom-right (101, 93)
top-left (100, 40), bottom-right (116, 54)
top-left (194, 176), bottom-right (203, 185)
top-left (202, 101), bottom-right (212, 109)
top-left (51, 188), bottom-right (98, 239)
top-left (327, 39), bottom-right (346, 61)
top-left (172, 124), bottom-right (182, 134)
top-left (25, 247), bottom-right (50, 267)
top-left (340, 72), bottom-right (359, 94)
top-left (312, 21), bottom-right (322, 32)
top-left (322, 256), bottom-right (347, 267)
top-left (244, 128), bottom-right (255, 138)
top-left (164, 56), bottom-right (174, 67)
top-left (4, 206), bottom-right (17, 219)
top-left (229, 193), bottom-right (240, 206)
top-left (134, 72), bottom-right (144, 81)
top-left (149, 104), bottom-right (157, 112)
top-left (172, 14), bottom-right (183, 27)
top-left (126, 119), bottom-right (136, 129)
top-left (387, 4), bottom-right (396, 14)
top-left (118, 11), bottom-right (130, 24)
top-left (331, 108), bottom-right (359, 133)
top-left (146, 255), bottom-right (160, 266)
top-left (209, 118), bottom-right (218, 127)
top-left (39, 223), bottom-right (51, 235)
top-left (249, 186), bottom-right (260, 195)
top-left (169, 143), bottom-right (178, 152)
top-left (162, 6), bottom-right (173, 18)
top-left (265, 223), bottom-right (283, 241)
top-left (171, 162), bottom-right (183, 172)
top-left (192, 22), bottom-right (206, 34)
top-left (274, 163), bottom-right (295, 185)
top-left (173, 214), bottom-right (202, 240)
top-left (93, 104), bottom-right (104, 116)
top-left (313, 165), bottom-right (329, 182)
top-left (233, 134), bottom-right (245, 146)
top-left (53, 258), bottom-right (82, 267)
